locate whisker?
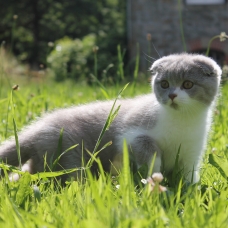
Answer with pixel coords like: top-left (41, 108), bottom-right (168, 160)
top-left (143, 52), bottom-right (157, 61)
top-left (144, 56), bottom-right (153, 64)
top-left (151, 42), bottom-right (161, 58)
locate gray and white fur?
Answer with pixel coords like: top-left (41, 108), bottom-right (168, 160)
top-left (0, 53), bottom-right (221, 183)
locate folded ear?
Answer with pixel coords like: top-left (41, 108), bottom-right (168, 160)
top-left (194, 60), bottom-right (215, 76)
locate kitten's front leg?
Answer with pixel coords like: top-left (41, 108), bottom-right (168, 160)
top-left (130, 135), bottom-right (162, 174)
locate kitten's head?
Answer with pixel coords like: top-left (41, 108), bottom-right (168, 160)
top-left (150, 53), bottom-right (222, 111)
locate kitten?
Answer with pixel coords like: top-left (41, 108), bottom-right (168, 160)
top-left (0, 53), bottom-right (221, 183)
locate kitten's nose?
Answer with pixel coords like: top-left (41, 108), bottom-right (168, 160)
top-left (169, 93), bottom-right (177, 101)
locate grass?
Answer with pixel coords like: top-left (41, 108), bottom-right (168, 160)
top-left (0, 65), bottom-right (228, 227)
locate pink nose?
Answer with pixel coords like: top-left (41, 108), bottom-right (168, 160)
top-left (169, 93), bottom-right (177, 101)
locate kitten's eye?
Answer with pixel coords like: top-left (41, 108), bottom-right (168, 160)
top-left (161, 80), bottom-right (169, 89)
top-left (183, 80), bottom-right (194, 89)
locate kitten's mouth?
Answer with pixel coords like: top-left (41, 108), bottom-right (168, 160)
top-left (170, 102), bottom-right (178, 110)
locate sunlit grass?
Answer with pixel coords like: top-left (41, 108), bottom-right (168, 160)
top-left (0, 71), bottom-right (228, 227)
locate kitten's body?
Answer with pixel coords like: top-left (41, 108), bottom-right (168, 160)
top-left (0, 54), bottom-right (221, 183)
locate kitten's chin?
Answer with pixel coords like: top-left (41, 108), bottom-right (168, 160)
top-left (163, 100), bottom-right (179, 110)
top-left (169, 102), bottom-right (179, 110)
top-left (161, 102), bottom-right (179, 111)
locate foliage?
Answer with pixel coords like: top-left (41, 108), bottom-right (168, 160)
top-left (47, 35), bottom-right (96, 81)
top-left (0, 0), bottom-right (126, 71)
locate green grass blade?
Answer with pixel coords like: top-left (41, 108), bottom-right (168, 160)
top-left (31, 167), bottom-right (82, 180)
top-left (92, 83), bottom-right (129, 154)
top-left (171, 144), bottom-right (181, 186)
top-left (13, 118), bottom-right (21, 169)
top-left (90, 73), bottom-right (109, 99)
top-left (209, 153), bottom-right (228, 180)
top-left (117, 44), bottom-right (125, 81)
top-left (133, 43), bottom-right (139, 81)
top-left (50, 128), bottom-right (64, 170)
top-left (178, 0), bottom-right (187, 52)
top-left (52, 144), bottom-right (78, 171)
top-left (16, 172), bottom-right (31, 206)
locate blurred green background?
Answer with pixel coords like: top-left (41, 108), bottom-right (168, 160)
top-left (0, 0), bottom-right (127, 81)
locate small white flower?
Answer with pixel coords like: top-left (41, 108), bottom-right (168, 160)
top-left (142, 173), bottom-right (167, 193)
top-left (141, 179), bottom-right (148, 184)
top-left (33, 185), bottom-right (40, 193)
top-left (152, 172), bottom-right (164, 183)
top-left (220, 32), bottom-right (228, 42)
top-left (116, 184), bottom-right (120, 189)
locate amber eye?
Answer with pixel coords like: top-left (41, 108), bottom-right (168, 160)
top-left (161, 80), bottom-right (169, 89)
top-left (182, 80), bottom-right (194, 89)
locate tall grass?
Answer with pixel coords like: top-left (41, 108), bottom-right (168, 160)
top-left (0, 63), bottom-right (228, 227)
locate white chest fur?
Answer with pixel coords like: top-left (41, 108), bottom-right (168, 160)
top-left (150, 106), bottom-right (210, 173)
top-left (116, 103), bottom-right (212, 181)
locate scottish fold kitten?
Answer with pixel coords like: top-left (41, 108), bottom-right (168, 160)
top-left (0, 53), bottom-right (221, 183)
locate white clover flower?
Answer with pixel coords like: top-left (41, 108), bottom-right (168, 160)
top-left (158, 185), bottom-right (167, 192)
top-left (152, 172), bottom-right (164, 183)
top-left (141, 172), bottom-right (167, 193)
top-left (220, 32), bottom-right (228, 42)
